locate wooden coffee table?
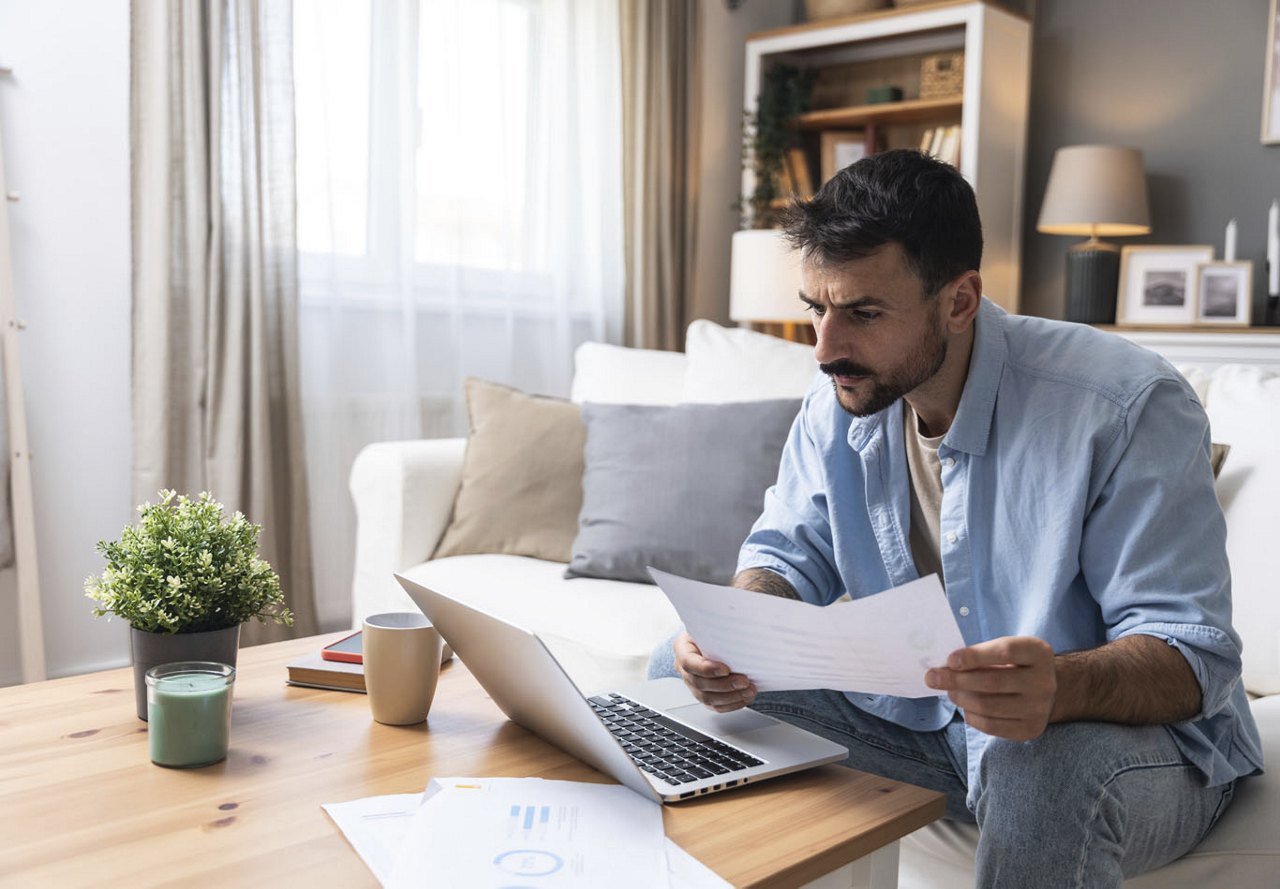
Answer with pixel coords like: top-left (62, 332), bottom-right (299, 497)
top-left (0, 634), bottom-right (943, 887)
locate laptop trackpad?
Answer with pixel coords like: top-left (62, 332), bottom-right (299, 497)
top-left (668, 702), bottom-right (776, 734)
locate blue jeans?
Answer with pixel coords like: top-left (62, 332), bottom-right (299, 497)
top-left (648, 640), bottom-right (1237, 887)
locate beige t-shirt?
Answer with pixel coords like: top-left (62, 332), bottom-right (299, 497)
top-left (904, 404), bottom-right (945, 583)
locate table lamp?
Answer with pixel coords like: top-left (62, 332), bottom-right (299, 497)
top-left (1037, 145), bottom-right (1151, 324)
top-left (729, 229), bottom-right (808, 340)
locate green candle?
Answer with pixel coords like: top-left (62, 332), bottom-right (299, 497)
top-left (146, 662), bottom-right (235, 768)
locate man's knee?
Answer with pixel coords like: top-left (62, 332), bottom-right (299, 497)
top-left (646, 631), bottom-right (680, 680)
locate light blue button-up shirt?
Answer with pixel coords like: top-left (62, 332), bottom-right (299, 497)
top-left (739, 298), bottom-right (1263, 787)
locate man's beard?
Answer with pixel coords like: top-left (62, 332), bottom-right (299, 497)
top-left (820, 319), bottom-right (948, 418)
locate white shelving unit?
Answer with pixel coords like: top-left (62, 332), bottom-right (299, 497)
top-left (1108, 327), bottom-right (1280, 368)
top-left (742, 0), bottom-right (1031, 312)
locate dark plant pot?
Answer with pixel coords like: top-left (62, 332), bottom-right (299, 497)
top-left (130, 624), bottom-right (241, 721)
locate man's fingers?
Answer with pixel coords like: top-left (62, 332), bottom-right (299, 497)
top-left (927, 663), bottom-right (1018, 693)
top-left (674, 632), bottom-right (730, 678)
top-left (673, 632), bottom-right (756, 711)
top-left (943, 636), bottom-right (1053, 671)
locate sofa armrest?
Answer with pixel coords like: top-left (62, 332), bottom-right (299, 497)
top-left (348, 438), bottom-right (467, 626)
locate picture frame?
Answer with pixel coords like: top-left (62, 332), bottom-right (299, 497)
top-left (1116, 245), bottom-right (1214, 327)
top-left (1265, 0), bottom-right (1280, 144)
top-left (820, 130), bottom-right (867, 183)
top-left (1194, 261), bottom-right (1253, 327)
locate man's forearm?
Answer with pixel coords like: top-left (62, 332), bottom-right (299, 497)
top-left (733, 567), bottom-right (800, 599)
top-left (1050, 633), bottom-right (1202, 726)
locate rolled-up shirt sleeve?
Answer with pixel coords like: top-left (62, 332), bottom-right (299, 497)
top-left (1081, 376), bottom-right (1243, 720)
top-left (738, 396), bottom-right (843, 606)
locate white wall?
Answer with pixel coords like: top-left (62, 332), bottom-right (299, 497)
top-left (0, 0), bottom-right (133, 685)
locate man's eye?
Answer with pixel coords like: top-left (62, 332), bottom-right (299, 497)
top-left (804, 302), bottom-right (826, 317)
top-left (851, 310), bottom-right (880, 322)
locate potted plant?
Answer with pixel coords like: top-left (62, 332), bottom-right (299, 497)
top-left (741, 62), bottom-right (816, 229)
top-left (85, 490), bottom-right (293, 720)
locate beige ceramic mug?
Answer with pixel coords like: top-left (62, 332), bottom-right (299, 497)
top-left (363, 612), bottom-right (445, 725)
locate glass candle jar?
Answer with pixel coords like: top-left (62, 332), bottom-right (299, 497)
top-left (145, 661), bottom-right (235, 768)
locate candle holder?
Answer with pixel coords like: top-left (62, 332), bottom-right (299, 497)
top-left (145, 661), bottom-right (235, 768)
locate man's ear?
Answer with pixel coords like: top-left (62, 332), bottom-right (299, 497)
top-left (944, 271), bottom-right (982, 334)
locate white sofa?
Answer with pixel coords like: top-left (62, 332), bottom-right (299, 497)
top-left (350, 319), bottom-right (1279, 887)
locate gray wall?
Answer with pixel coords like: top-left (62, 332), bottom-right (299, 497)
top-left (691, 0), bottom-right (799, 328)
top-left (1021, 0), bottom-right (1278, 321)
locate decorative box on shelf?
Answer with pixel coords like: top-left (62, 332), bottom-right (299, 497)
top-left (920, 51), bottom-right (964, 98)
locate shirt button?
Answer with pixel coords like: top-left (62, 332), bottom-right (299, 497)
top-left (958, 606), bottom-right (971, 616)
top-left (944, 457), bottom-right (956, 468)
top-left (946, 531), bottom-right (958, 544)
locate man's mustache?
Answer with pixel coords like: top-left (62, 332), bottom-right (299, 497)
top-left (820, 359), bottom-right (874, 377)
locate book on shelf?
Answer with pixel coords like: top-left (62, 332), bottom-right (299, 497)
top-left (919, 125), bottom-right (961, 168)
top-left (286, 649), bottom-right (366, 693)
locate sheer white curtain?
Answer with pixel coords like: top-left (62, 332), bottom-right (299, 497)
top-left (294, 0), bottom-right (625, 627)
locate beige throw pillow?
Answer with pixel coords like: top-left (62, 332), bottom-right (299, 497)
top-left (1210, 442), bottom-right (1230, 478)
top-left (432, 378), bottom-right (586, 562)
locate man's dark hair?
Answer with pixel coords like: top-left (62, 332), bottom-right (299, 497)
top-left (780, 149), bottom-right (983, 298)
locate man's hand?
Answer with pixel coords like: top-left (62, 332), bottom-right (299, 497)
top-left (925, 636), bottom-right (1056, 741)
top-left (673, 632), bottom-right (757, 713)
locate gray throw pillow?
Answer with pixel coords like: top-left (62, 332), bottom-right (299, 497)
top-left (566, 399), bottom-right (801, 585)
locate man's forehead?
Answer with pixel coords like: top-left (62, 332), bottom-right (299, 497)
top-left (800, 244), bottom-right (918, 294)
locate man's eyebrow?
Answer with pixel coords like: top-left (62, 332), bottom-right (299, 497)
top-left (799, 292), bottom-right (889, 309)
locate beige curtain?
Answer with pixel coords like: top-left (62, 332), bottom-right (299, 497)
top-left (619, 0), bottom-right (702, 351)
top-left (131, 0), bottom-right (316, 644)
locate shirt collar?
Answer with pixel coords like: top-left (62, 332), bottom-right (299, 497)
top-left (945, 297), bottom-right (1007, 457)
top-left (845, 297), bottom-right (1007, 455)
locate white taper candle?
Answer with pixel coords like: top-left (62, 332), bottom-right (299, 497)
top-left (1270, 200), bottom-right (1280, 296)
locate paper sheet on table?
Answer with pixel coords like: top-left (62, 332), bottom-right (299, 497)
top-left (325, 780), bottom-right (730, 888)
top-left (323, 793), bottom-right (423, 885)
top-left (382, 776), bottom-right (729, 889)
top-left (651, 568), bottom-right (964, 698)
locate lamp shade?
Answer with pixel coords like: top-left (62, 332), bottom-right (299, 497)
top-left (1036, 145), bottom-right (1151, 237)
top-left (729, 229), bottom-right (808, 323)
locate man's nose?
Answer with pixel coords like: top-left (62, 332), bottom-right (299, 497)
top-left (812, 315), bottom-right (843, 367)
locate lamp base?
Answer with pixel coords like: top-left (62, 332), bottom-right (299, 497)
top-left (1065, 241), bottom-right (1121, 324)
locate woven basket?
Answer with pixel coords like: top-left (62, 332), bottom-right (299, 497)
top-left (804, 0), bottom-right (890, 21)
top-left (920, 51), bottom-right (964, 98)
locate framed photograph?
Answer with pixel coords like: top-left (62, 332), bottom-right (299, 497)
top-left (1116, 245), bottom-right (1214, 327)
top-left (820, 130), bottom-right (867, 183)
top-left (1265, 0), bottom-right (1280, 144)
top-left (1194, 261), bottom-right (1253, 326)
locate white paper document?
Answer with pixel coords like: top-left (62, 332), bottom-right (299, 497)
top-left (325, 777), bottom-right (730, 888)
top-left (322, 793), bottom-right (423, 885)
top-left (651, 569), bottom-right (965, 698)
top-left (388, 776), bottom-right (665, 888)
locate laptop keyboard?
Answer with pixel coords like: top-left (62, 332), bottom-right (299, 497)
top-left (588, 693), bottom-right (764, 787)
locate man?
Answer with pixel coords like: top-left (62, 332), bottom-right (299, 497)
top-left (662, 150), bottom-right (1262, 886)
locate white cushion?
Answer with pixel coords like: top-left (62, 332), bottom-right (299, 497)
top-left (899, 694), bottom-right (1280, 888)
top-left (401, 554), bottom-right (682, 695)
top-left (570, 341), bottom-right (686, 405)
top-left (1202, 365), bottom-right (1280, 695)
top-left (680, 319), bottom-right (817, 403)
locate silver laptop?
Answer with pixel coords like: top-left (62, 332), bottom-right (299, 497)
top-left (396, 574), bottom-right (847, 804)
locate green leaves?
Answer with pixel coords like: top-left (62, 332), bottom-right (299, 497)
top-left (743, 63), bottom-right (816, 229)
top-left (85, 490), bottom-right (294, 634)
